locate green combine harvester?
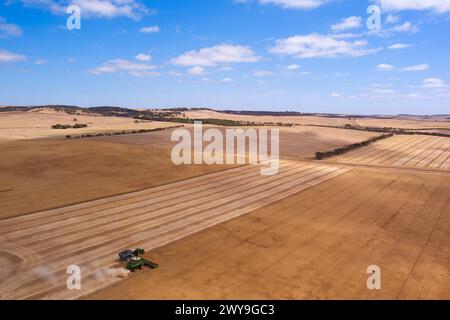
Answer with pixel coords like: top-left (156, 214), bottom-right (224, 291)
top-left (118, 248), bottom-right (158, 272)
top-left (127, 257), bottom-right (145, 272)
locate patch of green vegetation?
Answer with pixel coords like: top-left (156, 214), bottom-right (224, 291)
top-left (52, 123), bottom-right (88, 129)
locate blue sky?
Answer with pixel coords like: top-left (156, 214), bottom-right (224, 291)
top-left (0, 0), bottom-right (449, 114)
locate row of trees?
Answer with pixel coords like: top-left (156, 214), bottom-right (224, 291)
top-left (315, 134), bottom-right (394, 160)
top-left (341, 124), bottom-right (450, 137)
top-left (65, 125), bottom-right (184, 139)
top-left (136, 115), bottom-right (293, 127)
top-left (52, 123), bottom-right (88, 129)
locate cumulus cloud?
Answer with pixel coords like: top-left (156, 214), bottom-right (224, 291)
top-left (171, 44), bottom-right (260, 67)
top-left (270, 33), bottom-right (380, 58)
top-left (0, 49), bottom-right (26, 62)
top-left (0, 17), bottom-right (22, 38)
top-left (403, 64), bottom-right (429, 72)
top-left (368, 19), bottom-right (419, 37)
top-left (188, 66), bottom-right (206, 76)
top-left (286, 64), bottom-right (301, 70)
top-left (331, 16), bottom-right (362, 32)
top-left (421, 78), bottom-right (446, 89)
top-left (135, 53), bottom-right (151, 62)
top-left (89, 59), bottom-right (158, 77)
top-left (221, 77), bottom-right (233, 82)
top-left (393, 21), bottom-right (419, 33)
top-left (140, 26), bottom-right (160, 33)
top-left (235, 0), bottom-right (331, 10)
top-left (19, 0), bottom-right (149, 20)
top-left (376, 0), bottom-right (450, 13)
top-left (388, 43), bottom-right (413, 50)
top-left (376, 63), bottom-right (395, 71)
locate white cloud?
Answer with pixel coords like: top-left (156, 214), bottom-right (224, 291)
top-left (331, 16), bottom-right (362, 32)
top-left (171, 44), bottom-right (260, 67)
top-left (235, 0), bottom-right (330, 9)
top-left (403, 64), bottom-right (429, 72)
top-left (253, 70), bottom-right (274, 77)
top-left (270, 33), bottom-right (380, 58)
top-left (376, 0), bottom-right (450, 13)
top-left (376, 63), bottom-right (395, 71)
top-left (89, 59), bottom-right (158, 77)
top-left (21, 0), bottom-right (150, 20)
top-left (368, 20), bottom-right (419, 38)
top-left (135, 53), bottom-right (151, 62)
top-left (140, 26), bottom-right (160, 33)
top-left (330, 92), bottom-right (341, 97)
top-left (221, 77), bottom-right (233, 82)
top-left (0, 49), bottom-right (26, 62)
top-left (188, 66), bottom-right (206, 76)
top-left (421, 78), bottom-right (446, 89)
top-left (388, 43), bottom-right (413, 50)
top-left (329, 32), bottom-right (361, 39)
top-left (286, 64), bottom-right (301, 70)
top-left (0, 17), bottom-right (22, 37)
top-left (393, 22), bottom-right (419, 33)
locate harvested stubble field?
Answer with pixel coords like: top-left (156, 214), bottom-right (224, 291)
top-left (0, 110), bottom-right (177, 140)
top-left (0, 138), bottom-right (235, 219)
top-left (0, 110), bottom-right (449, 300)
top-left (0, 125), bottom-right (379, 219)
top-left (89, 167), bottom-right (450, 300)
top-left (332, 134), bottom-right (450, 170)
top-left (184, 110), bottom-right (450, 130)
top-left (0, 161), bottom-right (349, 299)
top-left (91, 125), bottom-right (382, 160)
top-left (354, 118), bottom-right (450, 130)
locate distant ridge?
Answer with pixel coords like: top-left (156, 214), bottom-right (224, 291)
top-left (1, 105), bottom-right (449, 120)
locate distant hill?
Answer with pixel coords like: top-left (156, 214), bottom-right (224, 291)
top-left (1, 105), bottom-right (448, 121)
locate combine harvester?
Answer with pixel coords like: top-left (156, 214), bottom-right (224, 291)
top-left (118, 248), bottom-right (158, 272)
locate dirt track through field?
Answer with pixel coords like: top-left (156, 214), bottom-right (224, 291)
top-left (0, 161), bottom-right (350, 300)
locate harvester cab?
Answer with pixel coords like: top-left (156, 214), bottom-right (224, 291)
top-left (118, 250), bottom-right (134, 262)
